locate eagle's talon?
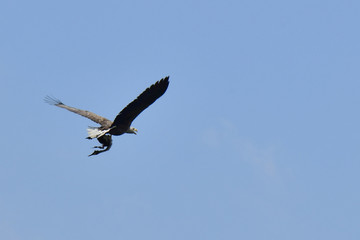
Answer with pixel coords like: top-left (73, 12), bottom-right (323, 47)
top-left (93, 146), bottom-right (105, 149)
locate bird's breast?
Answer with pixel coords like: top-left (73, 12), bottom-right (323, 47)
top-left (109, 125), bottom-right (129, 136)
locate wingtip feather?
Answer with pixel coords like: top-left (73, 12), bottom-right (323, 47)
top-left (44, 95), bottom-right (63, 106)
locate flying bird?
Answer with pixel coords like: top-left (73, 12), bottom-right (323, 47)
top-left (45, 76), bottom-right (169, 156)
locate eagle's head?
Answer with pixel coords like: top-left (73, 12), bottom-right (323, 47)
top-left (129, 127), bottom-right (138, 135)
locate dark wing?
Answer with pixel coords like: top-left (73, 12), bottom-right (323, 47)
top-left (44, 96), bottom-right (113, 128)
top-left (111, 76), bottom-right (169, 127)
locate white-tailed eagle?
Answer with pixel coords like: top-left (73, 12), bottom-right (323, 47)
top-left (45, 76), bottom-right (169, 156)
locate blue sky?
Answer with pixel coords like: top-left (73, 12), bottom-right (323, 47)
top-left (1, 0), bottom-right (359, 239)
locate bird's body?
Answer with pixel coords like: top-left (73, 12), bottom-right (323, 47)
top-left (45, 76), bottom-right (169, 156)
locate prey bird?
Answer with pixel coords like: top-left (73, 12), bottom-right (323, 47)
top-left (45, 76), bottom-right (169, 156)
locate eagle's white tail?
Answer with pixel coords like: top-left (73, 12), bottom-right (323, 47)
top-left (87, 127), bottom-right (110, 139)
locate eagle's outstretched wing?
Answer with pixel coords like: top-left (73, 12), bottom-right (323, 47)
top-left (44, 96), bottom-right (113, 128)
top-left (111, 76), bottom-right (169, 128)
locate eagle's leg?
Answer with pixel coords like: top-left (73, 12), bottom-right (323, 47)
top-left (88, 135), bottom-right (112, 156)
top-left (93, 145), bottom-right (105, 149)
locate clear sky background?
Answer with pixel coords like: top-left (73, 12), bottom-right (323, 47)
top-left (1, 0), bottom-right (359, 239)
